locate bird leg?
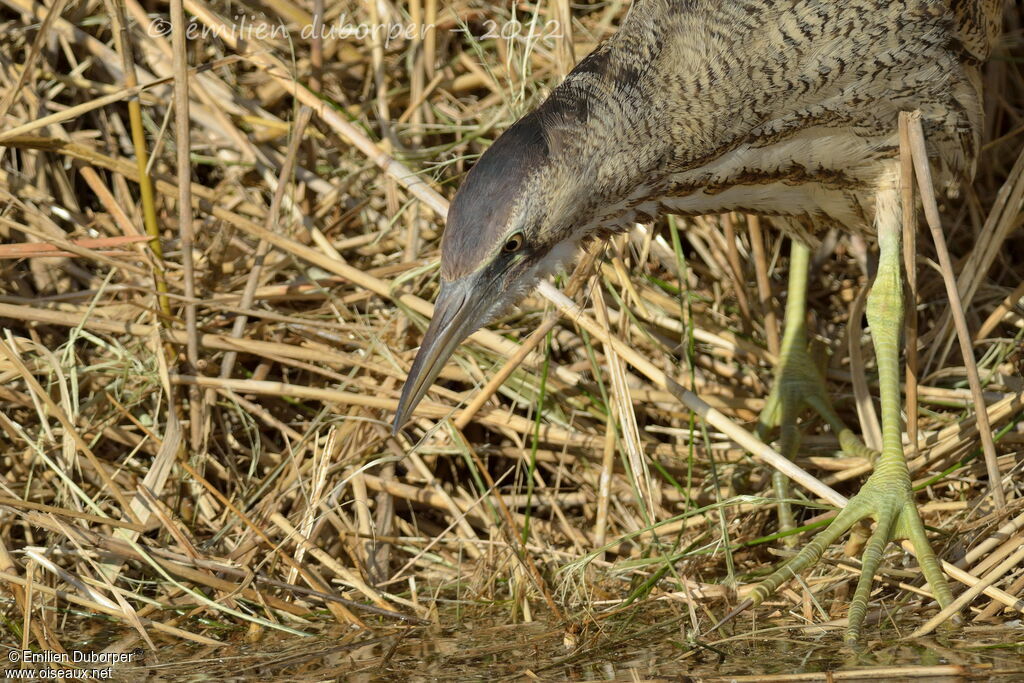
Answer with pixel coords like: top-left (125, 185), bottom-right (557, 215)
top-left (743, 186), bottom-right (954, 644)
top-left (755, 239), bottom-right (875, 543)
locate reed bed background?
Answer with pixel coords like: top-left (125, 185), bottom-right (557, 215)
top-left (0, 0), bottom-right (1023, 676)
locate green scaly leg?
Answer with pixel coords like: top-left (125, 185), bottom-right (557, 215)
top-left (756, 239), bottom-right (876, 543)
top-left (744, 187), bottom-right (954, 644)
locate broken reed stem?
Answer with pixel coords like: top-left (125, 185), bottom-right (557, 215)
top-left (171, 0), bottom-right (202, 449)
top-left (108, 0), bottom-right (171, 320)
top-left (898, 112), bottom-right (920, 459)
top-left (904, 111), bottom-right (1006, 510)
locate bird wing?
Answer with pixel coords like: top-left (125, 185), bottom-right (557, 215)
top-left (951, 0), bottom-right (1005, 62)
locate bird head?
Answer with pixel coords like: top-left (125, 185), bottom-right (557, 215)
top-left (392, 110), bottom-right (588, 431)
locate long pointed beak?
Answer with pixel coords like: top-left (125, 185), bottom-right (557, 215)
top-left (392, 277), bottom-right (487, 432)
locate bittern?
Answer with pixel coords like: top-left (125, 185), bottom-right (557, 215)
top-left (393, 0), bottom-right (1005, 642)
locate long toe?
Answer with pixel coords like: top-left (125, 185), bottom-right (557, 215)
top-left (733, 468), bottom-right (953, 645)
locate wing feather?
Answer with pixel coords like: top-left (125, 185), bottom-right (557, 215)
top-left (951, 0), bottom-right (1005, 62)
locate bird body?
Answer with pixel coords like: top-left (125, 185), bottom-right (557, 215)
top-left (445, 0), bottom-right (994, 281)
top-left (397, 0), bottom-right (1002, 426)
top-left (394, 0), bottom-right (1005, 642)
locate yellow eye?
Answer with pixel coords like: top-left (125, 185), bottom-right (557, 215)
top-left (503, 233), bottom-right (524, 253)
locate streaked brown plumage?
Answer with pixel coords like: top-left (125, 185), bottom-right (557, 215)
top-left (394, 0), bottom-right (1005, 641)
top-left (439, 0), bottom-right (1000, 281)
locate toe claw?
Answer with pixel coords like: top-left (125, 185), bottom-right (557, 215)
top-left (705, 598), bottom-right (754, 636)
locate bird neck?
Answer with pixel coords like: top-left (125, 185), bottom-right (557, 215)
top-left (534, 1), bottom-right (752, 240)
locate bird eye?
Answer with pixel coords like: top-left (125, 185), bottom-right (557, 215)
top-left (503, 233), bottom-right (524, 253)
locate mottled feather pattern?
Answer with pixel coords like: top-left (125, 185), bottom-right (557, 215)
top-left (951, 0), bottom-right (1005, 62)
top-left (440, 0), bottom-right (1004, 280)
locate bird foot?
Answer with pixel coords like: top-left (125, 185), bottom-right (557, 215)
top-left (755, 241), bottom-right (878, 543)
top-left (732, 239), bottom-right (951, 644)
top-left (720, 455), bottom-right (954, 644)
top-left (756, 334), bottom-right (877, 543)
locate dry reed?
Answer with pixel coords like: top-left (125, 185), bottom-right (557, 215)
top-left (0, 0), bottom-right (1022, 677)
